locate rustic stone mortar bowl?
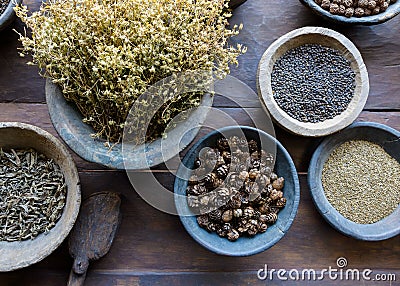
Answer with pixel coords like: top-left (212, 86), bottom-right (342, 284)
top-left (300, 0), bottom-right (400, 25)
top-left (308, 122), bottom-right (400, 241)
top-left (174, 126), bottom-right (300, 256)
top-left (257, 26), bottom-right (369, 137)
top-left (0, 122), bottom-right (81, 271)
top-left (46, 80), bottom-right (213, 169)
top-left (0, 0), bottom-right (22, 31)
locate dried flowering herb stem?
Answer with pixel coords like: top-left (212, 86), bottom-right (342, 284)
top-left (322, 140), bottom-right (400, 224)
top-left (15, 0), bottom-right (245, 143)
top-left (0, 148), bottom-right (67, 241)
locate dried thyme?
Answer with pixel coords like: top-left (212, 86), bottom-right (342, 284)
top-left (15, 0), bottom-right (245, 143)
top-left (322, 140), bottom-right (400, 224)
top-left (0, 148), bottom-right (67, 241)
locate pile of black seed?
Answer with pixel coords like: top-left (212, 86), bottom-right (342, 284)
top-left (0, 0), bottom-right (9, 15)
top-left (271, 44), bottom-right (356, 123)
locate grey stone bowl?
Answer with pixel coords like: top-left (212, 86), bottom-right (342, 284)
top-left (0, 0), bottom-right (22, 31)
top-left (308, 122), bottom-right (400, 241)
top-left (174, 126), bottom-right (300, 256)
top-left (0, 122), bottom-right (81, 271)
top-left (46, 79), bottom-right (213, 169)
top-left (300, 0), bottom-right (400, 25)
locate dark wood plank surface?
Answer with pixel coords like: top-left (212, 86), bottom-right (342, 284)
top-left (0, 0), bottom-right (399, 285)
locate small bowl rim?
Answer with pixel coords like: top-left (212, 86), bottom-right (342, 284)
top-left (0, 122), bottom-right (81, 271)
top-left (300, 0), bottom-right (400, 25)
top-left (0, 0), bottom-right (22, 31)
top-left (308, 121), bottom-right (400, 241)
top-left (257, 26), bottom-right (369, 137)
top-left (174, 125), bottom-right (300, 256)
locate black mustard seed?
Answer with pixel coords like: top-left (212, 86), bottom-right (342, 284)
top-left (271, 44), bottom-right (356, 123)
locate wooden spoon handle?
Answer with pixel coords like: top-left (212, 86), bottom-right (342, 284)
top-left (67, 268), bottom-right (87, 286)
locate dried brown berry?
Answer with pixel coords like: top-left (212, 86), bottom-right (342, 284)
top-left (339, 4), bottom-right (346, 13)
top-left (216, 164), bottom-right (229, 178)
top-left (358, 0), bottom-right (369, 7)
top-left (204, 172), bottom-right (219, 189)
top-left (343, 0), bottom-right (353, 6)
top-left (248, 169), bottom-right (259, 181)
top-left (197, 215), bottom-right (209, 228)
top-left (228, 136), bottom-right (240, 150)
top-left (321, 0), bottom-right (332, 9)
top-left (221, 151), bottom-right (231, 163)
top-left (247, 140), bottom-right (258, 153)
top-left (368, 0), bottom-right (377, 8)
top-left (209, 209), bottom-right (222, 221)
top-left (269, 189), bottom-right (283, 201)
top-left (187, 184), bottom-right (207, 196)
top-left (270, 172), bottom-right (278, 181)
top-left (187, 195), bottom-right (200, 208)
top-left (265, 213), bottom-right (278, 224)
top-left (364, 8), bottom-right (372, 14)
top-left (207, 222), bottom-right (218, 232)
top-left (330, 3), bottom-right (340, 13)
top-left (272, 177), bottom-right (285, 190)
top-left (380, 1), bottom-right (389, 11)
top-left (231, 209), bottom-right (241, 219)
top-left (217, 138), bottom-right (229, 151)
top-left (258, 222), bottom-right (268, 233)
top-left (372, 6), bottom-right (380, 13)
top-left (222, 210), bottom-right (233, 222)
top-left (243, 206), bottom-right (255, 218)
top-left (275, 197), bottom-right (287, 208)
top-left (229, 195), bottom-right (242, 209)
top-left (345, 7), bottom-right (355, 16)
top-left (227, 229), bottom-right (240, 241)
top-left (239, 170), bottom-right (249, 181)
top-left (259, 214), bottom-right (268, 223)
top-left (354, 7), bottom-right (365, 16)
top-left (259, 203), bottom-right (270, 214)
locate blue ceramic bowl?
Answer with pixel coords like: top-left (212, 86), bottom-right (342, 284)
top-left (308, 122), bottom-right (400, 241)
top-left (0, 0), bottom-right (22, 31)
top-left (300, 0), bottom-right (400, 25)
top-left (174, 126), bottom-right (300, 256)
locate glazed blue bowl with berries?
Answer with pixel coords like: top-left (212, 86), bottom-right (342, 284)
top-left (174, 126), bottom-right (300, 256)
top-left (300, 0), bottom-right (400, 25)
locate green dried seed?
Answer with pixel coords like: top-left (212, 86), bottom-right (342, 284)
top-left (322, 140), bottom-right (400, 224)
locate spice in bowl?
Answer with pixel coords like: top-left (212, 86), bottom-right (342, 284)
top-left (322, 140), bottom-right (400, 224)
top-left (0, 148), bottom-right (67, 242)
top-left (315, 0), bottom-right (396, 18)
top-left (186, 136), bottom-right (287, 241)
top-left (0, 0), bottom-right (9, 15)
top-left (271, 44), bottom-right (355, 124)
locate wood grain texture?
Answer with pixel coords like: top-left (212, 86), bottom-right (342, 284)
top-left (0, 0), bottom-right (399, 284)
top-left (0, 173), bottom-right (399, 285)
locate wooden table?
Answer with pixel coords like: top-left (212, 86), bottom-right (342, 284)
top-left (1, 0), bottom-right (399, 285)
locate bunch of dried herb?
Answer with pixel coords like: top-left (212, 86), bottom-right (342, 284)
top-left (0, 148), bottom-right (66, 241)
top-left (15, 0), bottom-right (245, 143)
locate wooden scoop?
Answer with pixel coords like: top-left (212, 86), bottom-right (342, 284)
top-left (67, 192), bottom-right (121, 286)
